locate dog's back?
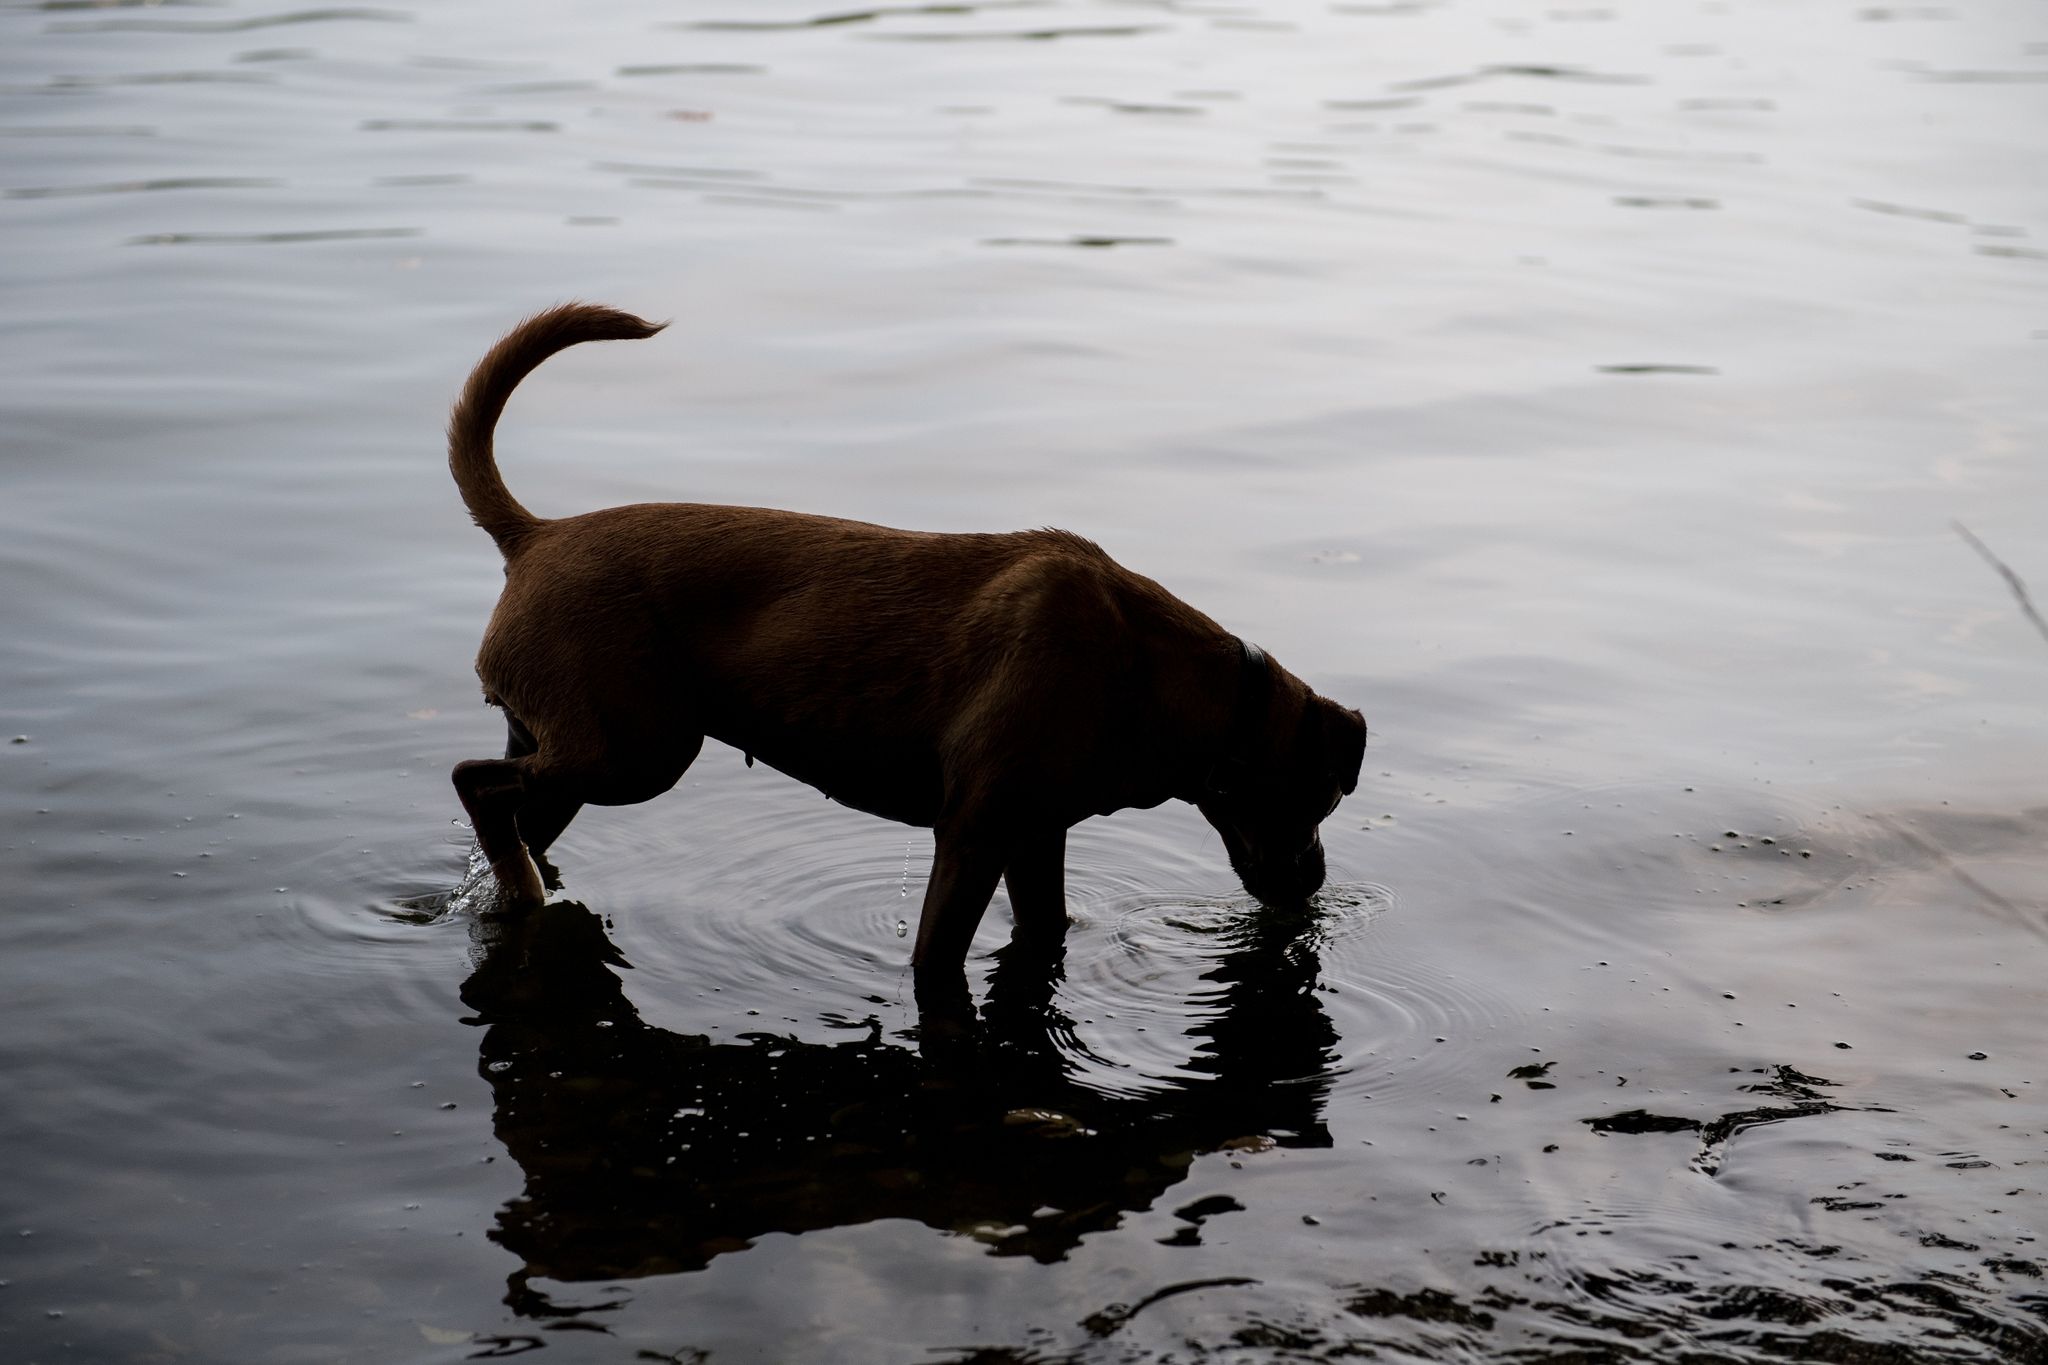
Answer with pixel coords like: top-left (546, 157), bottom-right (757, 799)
top-left (483, 500), bottom-right (1197, 828)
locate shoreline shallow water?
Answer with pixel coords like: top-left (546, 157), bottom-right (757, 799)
top-left (4, 0), bottom-right (2045, 1360)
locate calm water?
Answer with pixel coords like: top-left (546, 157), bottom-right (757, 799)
top-left (3, 0), bottom-right (2046, 1360)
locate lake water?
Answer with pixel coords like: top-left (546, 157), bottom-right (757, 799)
top-left (2, 0), bottom-right (2045, 1360)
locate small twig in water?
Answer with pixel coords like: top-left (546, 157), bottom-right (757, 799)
top-left (1870, 813), bottom-right (2047, 944)
top-left (1080, 1277), bottom-right (1259, 1338)
top-left (1953, 520), bottom-right (2048, 648)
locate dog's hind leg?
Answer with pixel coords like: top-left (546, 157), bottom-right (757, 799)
top-left (1003, 827), bottom-right (1069, 944)
top-left (452, 757), bottom-right (545, 908)
top-left (454, 724), bottom-right (701, 908)
top-left (514, 727), bottom-right (704, 884)
top-left (516, 797), bottom-right (581, 890)
top-left (502, 715), bottom-right (580, 889)
top-left (531, 727), bottom-right (702, 812)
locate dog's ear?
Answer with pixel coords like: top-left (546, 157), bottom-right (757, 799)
top-left (1318, 700), bottom-right (1366, 795)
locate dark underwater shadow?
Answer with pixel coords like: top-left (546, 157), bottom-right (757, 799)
top-left (457, 898), bottom-right (1340, 1317)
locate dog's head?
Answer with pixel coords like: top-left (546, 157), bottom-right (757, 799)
top-left (1195, 661), bottom-right (1366, 912)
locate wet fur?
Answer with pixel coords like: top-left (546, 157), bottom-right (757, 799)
top-left (447, 304), bottom-right (1367, 998)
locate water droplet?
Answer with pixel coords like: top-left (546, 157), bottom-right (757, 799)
top-left (896, 919), bottom-right (909, 938)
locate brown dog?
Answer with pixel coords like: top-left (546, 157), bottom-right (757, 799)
top-left (447, 304), bottom-right (1366, 993)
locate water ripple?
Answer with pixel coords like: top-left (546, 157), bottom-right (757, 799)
top-left (127, 225), bottom-right (421, 244)
top-left (49, 7), bottom-right (411, 34)
top-left (7, 176), bottom-right (282, 199)
top-left (684, 1), bottom-right (1054, 31)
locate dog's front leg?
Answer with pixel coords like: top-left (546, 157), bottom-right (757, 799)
top-left (910, 821), bottom-right (1007, 1017)
top-left (1002, 827), bottom-right (1069, 944)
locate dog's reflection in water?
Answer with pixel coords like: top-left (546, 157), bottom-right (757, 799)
top-left (458, 899), bottom-right (1339, 1317)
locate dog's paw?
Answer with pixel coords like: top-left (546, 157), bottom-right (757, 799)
top-left (427, 841), bottom-right (541, 918)
top-left (493, 852), bottom-right (547, 910)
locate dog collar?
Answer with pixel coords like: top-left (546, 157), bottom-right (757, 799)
top-left (1204, 638), bottom-right (1270, 796)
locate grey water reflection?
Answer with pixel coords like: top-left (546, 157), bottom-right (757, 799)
top-left (460, 897), bottom-right (1337, 1309)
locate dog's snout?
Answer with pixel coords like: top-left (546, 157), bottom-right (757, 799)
top-left (1234, 832), bottom-right (1325, 912)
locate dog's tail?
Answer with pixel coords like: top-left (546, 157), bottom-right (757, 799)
top-left (447, 302), bottom-right (668, 558)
